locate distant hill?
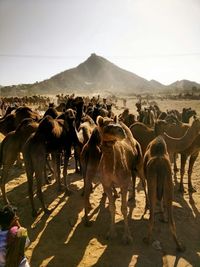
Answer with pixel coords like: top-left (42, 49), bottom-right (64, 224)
top-left (168, 79), bottom-right (200, 92)
top-left (1, 54), bottom-right (200, 96)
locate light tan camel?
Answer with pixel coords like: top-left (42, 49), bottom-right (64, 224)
top-left (143, 136), bottom-right (185, 251)
top-left (98, 116), bottom-right (146, 244)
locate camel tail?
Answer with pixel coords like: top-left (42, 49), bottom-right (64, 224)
top-left (146, 156), bottom-right (172, 201)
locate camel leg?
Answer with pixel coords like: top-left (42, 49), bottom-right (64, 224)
top-left (143, 176), bottom-right (156, 244)
top-left (15, 153), bottom-right (23, 168)
top-left (173, 153), bottom-right (179, 173)
top-left (52, 152), bottom-right (62, 192)
top-left (128, 172), bottom-right (136, 202)
top-left (166, 201), bottom-right (185, 251)
top-left (63, 150), bottom-right (72, 195)
top-left (35, 169), bottom-right (51, 215)
top-left (137, 168), bottom-right (149, 210)
top-left (27, 170), bottom-right (37, 217)
top-left (84, 173), bottom-right (93, 227)
top-left (104, 185), bottom-right (117, 240)
top-left (121, 186), bottom-right (132, 244)
top-left (188, 152), bottom-right (199, 192)
top-left (0, 165), bottom-right (10, 204)
top-left (179, 154), bottom-right (187, 193)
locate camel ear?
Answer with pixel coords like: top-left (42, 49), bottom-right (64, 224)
top-left (97, 116), bottom-right (104, 127)
top-left (114, 115), bottom-right (118, 123)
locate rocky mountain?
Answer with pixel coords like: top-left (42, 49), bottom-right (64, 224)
top-left (1, 54), bottom-right (162, 96)
top-left (1, 54), bottom-right (199, 96)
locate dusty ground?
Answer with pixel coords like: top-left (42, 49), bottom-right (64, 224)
top-left (1, 99), bottom-right (200, 267)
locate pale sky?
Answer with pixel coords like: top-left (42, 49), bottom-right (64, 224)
top-left (0, 0), bottom-right (200, 86)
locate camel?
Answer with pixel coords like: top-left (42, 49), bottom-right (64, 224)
top-left (97, 116), bottom-right (146, 244)
top-left (23, 109), bottom-right (80, 216)
top-left (160, 118), bottom-right (200, 162)
top-left (75, 117), bottom-right (96, 173)
top-left (119, 108), bottom-right (136, 127)
top-left (81, 127), bottom-right (102, 225)
top-left (179, 134), bottom-right (200, 193)
top-left (155, 118), bottom-right (199, 172)
top-left (0, 118), bottom-right (39, 204)
top-left (0, 106), bottom-right (40, 135)
top-left (130, 122), bottom-right (156, 155)
top-left (143, 136), bottom-right (185, 251)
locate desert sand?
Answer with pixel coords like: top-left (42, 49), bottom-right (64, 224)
top-left (1, 98), bottom-right (200, 267)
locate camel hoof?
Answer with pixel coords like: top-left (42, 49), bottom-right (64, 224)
top-left (122, 234), bottom-right (133, 245)
top-left (188, 186), bottom-right (196, 193)
top-left (143, 237), bottom-right (150, 245)
top-left (176, 243), bottom-right (186, 252)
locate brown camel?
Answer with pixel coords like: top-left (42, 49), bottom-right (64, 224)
top-left (23, 109), bottom-right (79, 216)
top-left (161, 118), bottom-right (200, 161)
top-left (143, 136), bottom-right (185, 251)
top-left (81, 127), bottom-right (102, 225)
top-left (0, 118), bottom-right (39, 204)
top-left (97, 116), bottom-right (146, 244)
top-left (75, 118), bottom-right (96, 173)
top-left (179, 134), bottom-right (200, 193)
top-left (130, 122), bottom-right (156, 155)
top-left (0, 106), bottom-right (40, 135)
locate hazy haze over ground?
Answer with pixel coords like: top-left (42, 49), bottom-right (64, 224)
top-left (0, 0), bottom-right (200, 86)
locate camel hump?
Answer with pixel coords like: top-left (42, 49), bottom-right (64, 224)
top-left (148, 135), bottom-right (167, 157)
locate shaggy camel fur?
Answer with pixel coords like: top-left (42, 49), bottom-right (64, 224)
top-left (143, 136), bottom-right (185, 251)
top-left (23, 109), bottom-right (79, 216)
top-left (0, 118), bottom-right (39, 204)
top-left (0, 106), bottom-right (40, 135)
top-left (98, 117), bottom-right (146, 244)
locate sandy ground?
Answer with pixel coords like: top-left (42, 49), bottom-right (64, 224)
top-left (0, 99), bottom-right (200, 267)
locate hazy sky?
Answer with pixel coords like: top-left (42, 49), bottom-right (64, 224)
top-left (0, 0), bottom-right (200, 86)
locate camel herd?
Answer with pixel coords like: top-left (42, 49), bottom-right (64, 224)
top-left (0, 95), bottom-right (200, 252)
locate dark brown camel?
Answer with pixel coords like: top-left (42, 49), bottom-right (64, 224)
top-left (0, 118), bottom-right (39, 204)
top-left (23, 109), bottom-right (80, 216)
top-left (179, 134), bottom-right (200, 193)
top-left (0, 106), bottom-right (40, 135)
top-left (143, 136), bottom-right (185, 251)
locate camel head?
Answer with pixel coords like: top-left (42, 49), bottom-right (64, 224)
top-left (97, 116), bottom-right (126, 142)
top-left (191, 117), bottom-right (200, 134)
top-left (101, 123), bottom-right (127, 142)
top-left (64, 108), bottom-right (76, 125)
